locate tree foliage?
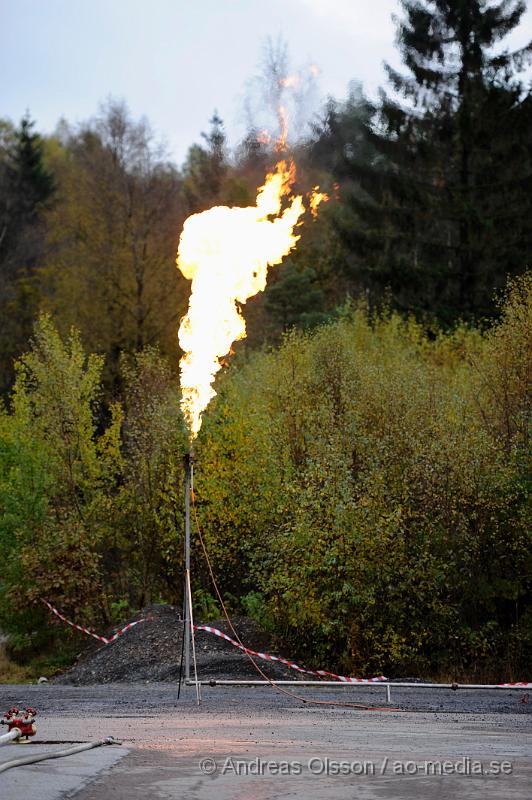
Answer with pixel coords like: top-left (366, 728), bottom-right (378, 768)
top-left (0, 16), bottom-right (530, 679)
top-left (181, 112), bottom-right (252, 214)
top-left (0, 316), bottom-right (121, 653)
top-left (41, 100), bottom-right (187, 388)
top-left (0, 115), bottom-right (55, 393)
top-left (313, 1), bottom-right (532, 323)
top-left (194, 275), bottom-right (531, 677)
top-left (0, 317), bottom-right (190, 655)
top-left (0, 278), bottom-right (529, 678)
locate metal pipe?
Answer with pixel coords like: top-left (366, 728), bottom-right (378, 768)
top-left (184, 453), bottom-right (191, 682)
top-left (0, 736), bottom-right (119, 774)
top-left (0, 728), bottom-right (20, 746)
top-left (187, 680), bottom-right (528, 690)
top-left (177, 595), bottom-right (186, 700)
top-left (186, 569), bottom-right (201, 705)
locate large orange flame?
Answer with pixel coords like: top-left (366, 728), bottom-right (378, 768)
top-left (177, 160), bottom-right (327, 438)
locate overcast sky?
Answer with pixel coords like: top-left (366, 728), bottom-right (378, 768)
top-left (2, 0), bottom-right (531, 164)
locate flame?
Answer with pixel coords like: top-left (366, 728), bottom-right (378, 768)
top-left (177, 160), bottom-right (327, 437)
top-left (279, 74), bottom-right (300, 89)
top-left (309, 186), bottom-right (329, 217)
top-left (258, 106), bottom-right (287, 152)
top-left (276, 105), bottom-right (288, 151)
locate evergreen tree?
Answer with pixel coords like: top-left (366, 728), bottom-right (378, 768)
top-left (181, 112), bottom-right (251, 213)
top-left (181, 112), bottom-right (228, 213)
top-left (12, 116), bottom-right (55, 219)
top-left (0, 114), bottom-right (55, 393)
top-left (320, 1), bottom-right (532, 323)
top-left (264, 262), bottom-right (329, 332)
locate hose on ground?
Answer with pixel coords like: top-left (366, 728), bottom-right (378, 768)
top-left (0, 729), bottom-right (21, 746)
top-left (0, 736), bottom-right (120, 773)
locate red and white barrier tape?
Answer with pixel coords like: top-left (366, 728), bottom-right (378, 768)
top-left (43, 602), bottom-right (532, 688)
top-left (43, 600), bottom-right (383, 681)
top-left (194, 624), bottom-right (387, 683)
top-left (195, 627), bottom-right (532, 686)
top-left (498, 682), bottom-right (532, 687)
top-left (42, 600), bottom-right (149, 644)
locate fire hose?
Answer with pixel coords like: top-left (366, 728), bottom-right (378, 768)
top-left (0, 737), bottom-right (120, 774)
top-left (0, 708), bottom-right (120, 773)
top-left (0, 729), bottom-right (22, 746)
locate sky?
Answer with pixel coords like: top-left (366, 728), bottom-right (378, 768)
top-left (1, 0), bottom-right (531, 164)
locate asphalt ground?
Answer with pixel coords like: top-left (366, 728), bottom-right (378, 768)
top-left (0, 682), bottom-right (530, 799)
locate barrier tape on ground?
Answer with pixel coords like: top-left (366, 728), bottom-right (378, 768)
top-left (42, 600), bottom-right (150, 644)
top-left (194, 624), bottom-right (387, 683)
top-left (498, 682), bottom-right (532, 687)
top-left (43, 602), bottom-right (532, 688)
top-left (43, 600), bottom-right (383, 682)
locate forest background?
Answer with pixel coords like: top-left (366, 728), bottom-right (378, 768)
top-left (0, 0), bottom-right (530, 681)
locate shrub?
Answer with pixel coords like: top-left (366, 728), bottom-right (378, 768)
top-left (195, 276), bottom-right (531, 678)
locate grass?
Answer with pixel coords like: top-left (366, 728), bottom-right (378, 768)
top-left (0, 642), bottom-right (79, 684)
top-left (0, 645), bottom-right (32, 684)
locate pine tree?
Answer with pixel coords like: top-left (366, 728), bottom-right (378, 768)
top-left (264, 262), bottom-right (328, 332)
top-left (0, 115), bottom-right (54, 274)
top-left (322, 1), bottom-right (532, 323)
top-left (13, 116), bottom-right (55, 218)
top-left (0, 114), bottom-right (55, 393)
top-left (181, 112), bottom-right (252, 213)
top-left (181, 112), bottom-right (228, 213)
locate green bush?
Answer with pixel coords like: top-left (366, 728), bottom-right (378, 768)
top-left (0, 277), bottom-right (529, 679)
top-left (0, 320), bottom-right (188, 655)
top-left (194, 275), bottom-right (531, 678)
top-left (109, 348), bottom-right (189, 607)
top-left (0, 315), bottom-right (122, 654)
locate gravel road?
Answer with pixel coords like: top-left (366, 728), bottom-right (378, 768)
top-left (5, 601), bottom-right (530, 798)
top-left (2, 680), bottom-right (530, 716)
top-left (0, 682), bottom-right (530, 799)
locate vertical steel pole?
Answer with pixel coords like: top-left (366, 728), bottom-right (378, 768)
top-left (186, 568), bottom-right (201, 704)
top-left (184, 453), bottom-right (191, 682)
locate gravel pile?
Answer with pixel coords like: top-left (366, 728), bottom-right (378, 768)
top-left (54, 605), bottom-right (301, 685)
